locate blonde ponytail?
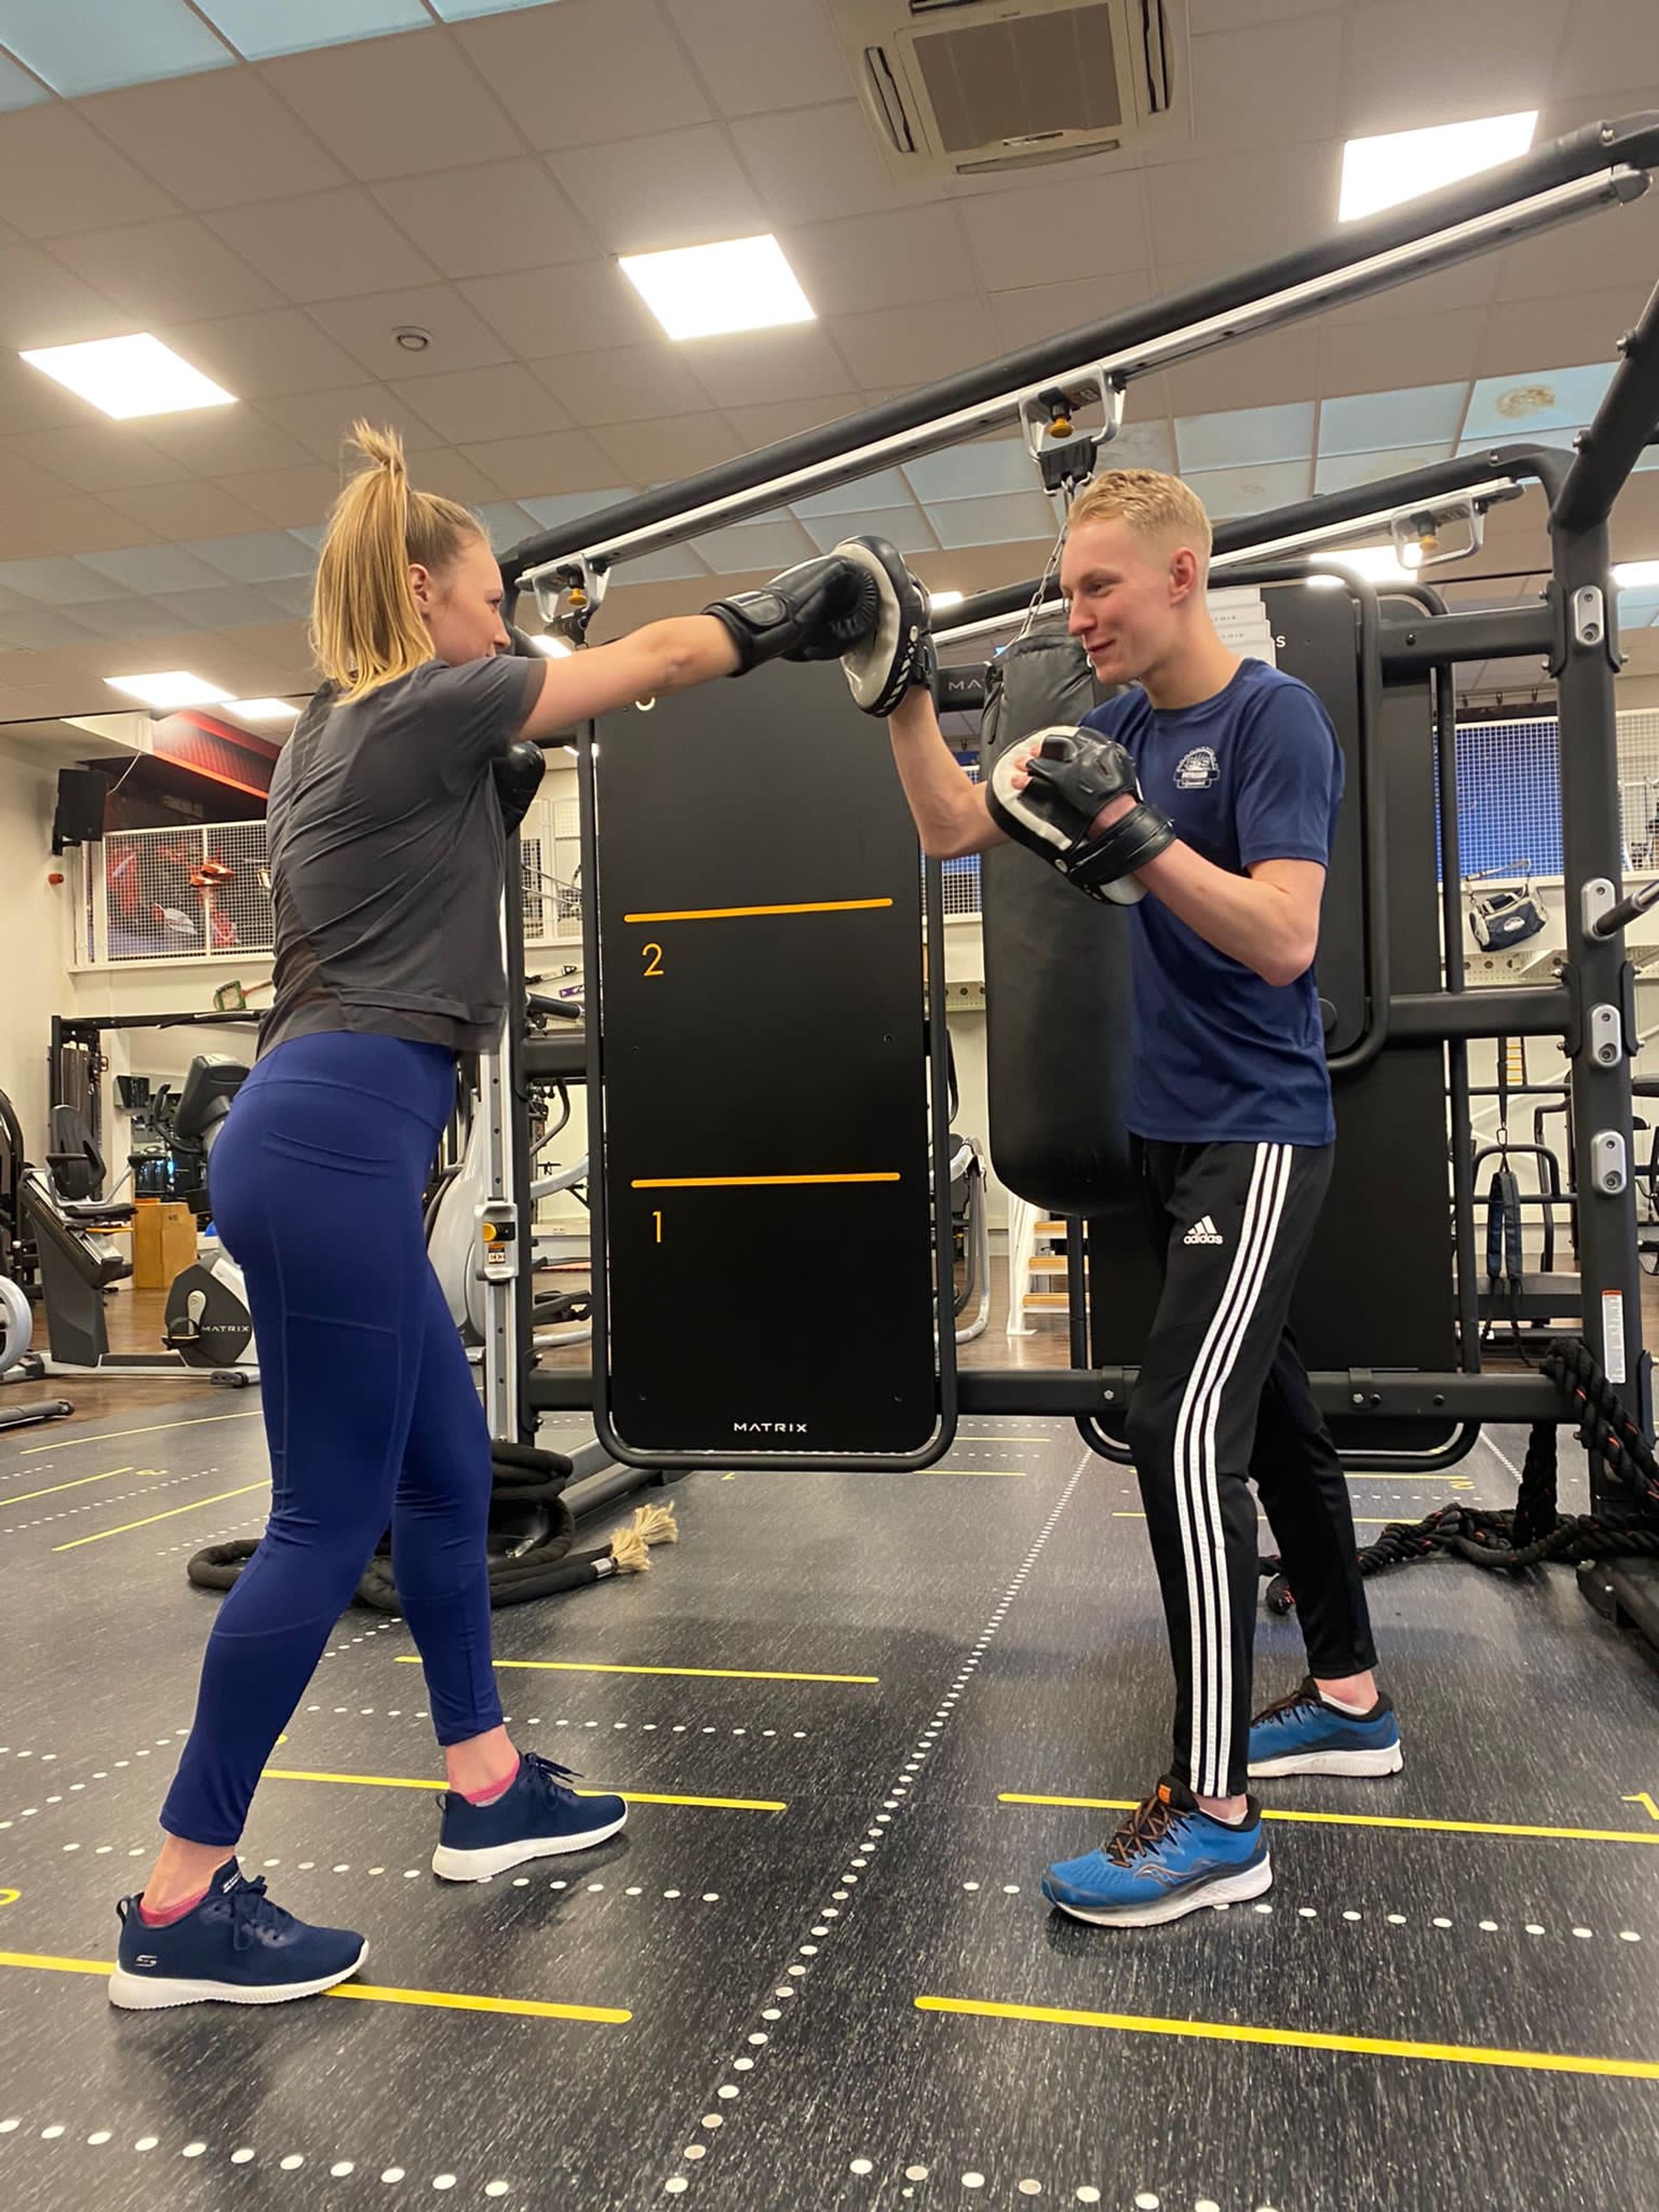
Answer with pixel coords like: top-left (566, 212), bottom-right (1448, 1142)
top-left (311, 423), bottom-right (483, 702)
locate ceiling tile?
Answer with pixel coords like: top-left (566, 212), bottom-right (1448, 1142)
top-left (721, 394), bottom-right (863, 451)
top-left (688, 514), bottom-right (819, 574)
top-left (682, 326), bottom-right (855, 412)
top-left (731, 102), bottom-right (929, 227)
top-left (48, 215), bottom-right (280, 324)
top-left (1183, 459), bottom-right (1314, 520)
top-left (370, 159), bottom-right (594, 281)
top-left (79, 544), bottom-right (228, 594)
top-left (0, 607), bottom-right (98, 646)
top-left (0, 0), bottom-right (232, 98)
top-left (257, 382), bottom-right (444, 461)
top-left (0, 245), bottom-right (130, 353)
top-left (390, 363), bottom-right (573, 445)
top-left (0, 554), bottom-right (130, 606)
top-left (406, 447), bottom-right (515, 505)
top-left (461, 262), bottom-right (661, 359)
top-left (258, 28), bottom-right (522, 182)
top-left (168, 308), bottom-right (373, 399)
top-left (477, 499), bottom-right (540, 546)
top-left (153, 581), bottom-right (292, 630)
top-left (1319, 308), bottom-right (1486, 395)
top-left (1317, 384), bottom-right (1470, 456)
top-left (1313, 442), bottom-right (1459, 495)
top-left (594, 413), bottom-right (746, 483)
top-left (1175, 402), bottom-right (1315, 471)
top-left (661, 0), bottom-right (847, 119)
top-left (0, 348), bottom-right (98, 434)
top-left (1463, 361), bottom-right (1618, 441)
top-left (987, 271), bottom-right (1157, 353)
top-left (455, 0), bottom-right (710, 152)
top-left (798, 504), bottom-right (936, 557)
top-left (0, 106), bottom-right (180, 238)
top-left (0, 51), bottom-right (49, 111)
top-left (1476, 296), bottom-right (1636, 379)
top-left (549, 124), bottom-right (766, 257)
top-left (216, 465), bottom-right (346, 526)
top-left (1165, 328), bottom-right (1321, 416)
top-left (29, 496), bottom-right (165, 554)
top-left (1189, 0), bottom-right (1342, 26)
top-left (83, 69), bottom-right (348, 211)
top-left (197, 0), bottom-right (430, 59)
top-left (517, 487), bottom-right (635, 528)
top-left (1147, 144), bottom-right (1340, 273)
top-left (532, 343), bottom-right (718, 428)
top-left (604, 545), bottom-right (710, 584)
top-left (1099, 419), bottom-right (1177, 474)
top-left (1551, 0), bottom-right (1659, 98)
top-left (51, 596), bottom-right (188, 642)
top-left (828, 298), bottom-right (1000, 389)
top-left (309, 284), bottom-right (513, 381)
top-left (928, 490), bottom-right (1060, 550)
top-left (0, 444), bottom-right (82, 505)
top-left (106, 480), bottom-right (283, 540)
top-left (7, 423), bottom-right (194, 494)
top-left (207, 189), bottom-right (439, 303)
top-left (454, 429), bottom-right (624, 498)
top-left (259, 575), bottom-right (316, 617)
top-left (127, 410), bottom-right (322, 477)
top-left (1190, 14), bottom-right (1344, 153)
top-left (1314, 255), bottom-right (1504, 331)
top-left (784, 205), bottom-right (976, 321)
top-left (903, 442), bottom-right (1039, 505)
top-left (183, 531), bottom-right (317, 582)
top-left (959, 172), bottom-right (1151, 294)
top-left (1341, 0), bottom-right (1572, 135)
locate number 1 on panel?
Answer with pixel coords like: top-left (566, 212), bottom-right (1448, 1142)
top-left (652, 1210), bottom-right (663, 1244)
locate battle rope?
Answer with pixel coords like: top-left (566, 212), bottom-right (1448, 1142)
top-left (186, 1441), bottom-right (678, 1612)
top-left (1262, 1337), bottom-right (1659, 1615)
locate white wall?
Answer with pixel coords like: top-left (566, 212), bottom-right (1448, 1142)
top-left (0, 741), bottom-right (75, 1157)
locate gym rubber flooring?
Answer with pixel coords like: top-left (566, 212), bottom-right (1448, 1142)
top-left (0, 1400), bottom-right (1655, 2212)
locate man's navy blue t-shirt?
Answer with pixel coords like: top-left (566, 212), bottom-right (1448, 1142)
top-left (1079, 657), bottom-right (1343, 1147)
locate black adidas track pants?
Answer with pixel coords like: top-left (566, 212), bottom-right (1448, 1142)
top-left (1125, 1139), bottom-right (1378, 1800)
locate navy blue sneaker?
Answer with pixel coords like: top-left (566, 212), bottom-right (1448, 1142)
top-left (1248, 1678), bottom-right (1403, 1779)
top-left (1041, 1777), bottom-right (1272, 1928)
top-left (109, 1860), bottom-right (366, 2010)
top-left (432, 1753), bottom-right (627, 1882)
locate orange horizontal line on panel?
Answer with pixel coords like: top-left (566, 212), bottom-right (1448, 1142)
top-left (623, 898), bottom-right (893, 924)
top-left (630, 1173), bottom-right (901, 1190)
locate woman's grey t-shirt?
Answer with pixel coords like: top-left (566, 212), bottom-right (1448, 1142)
top-left (260, 655), bottom-right (541, 1060)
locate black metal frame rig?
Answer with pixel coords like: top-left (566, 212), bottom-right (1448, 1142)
top-left (486, 116), bottom-right (1659, 1629)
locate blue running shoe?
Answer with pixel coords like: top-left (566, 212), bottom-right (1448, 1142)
top-left (109, 1860), bottom-right (366, 2010)
top-left (1248, 1678), bottom-right (1403, 1779)
top-left (1041, 1777), bottom-right (1271, 1928)
top-left (432, 1753), bottom-right (627, 1882)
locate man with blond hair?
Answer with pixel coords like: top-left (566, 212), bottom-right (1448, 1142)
top-left (845, 470), bottom-right (1399, 1928)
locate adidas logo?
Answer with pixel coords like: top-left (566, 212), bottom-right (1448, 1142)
top-left (1183, 1215), bottom-right (1224, 1246)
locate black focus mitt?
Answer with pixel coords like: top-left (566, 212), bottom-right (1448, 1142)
top-left (493, 740), bottom-right (545, 833)
top-left (828, 534), bottom-right (934, 715)
top-left (985, 728), bottom-right (1174, 906)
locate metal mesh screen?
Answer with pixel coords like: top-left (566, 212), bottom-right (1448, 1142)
top-left (96, 823), bottom-right (273, 963)
top-left (1451, 709), bottom-right (1659, 883)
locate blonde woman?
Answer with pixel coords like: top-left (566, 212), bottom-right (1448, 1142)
top-left (112, 426), bottom-right (875, 2008)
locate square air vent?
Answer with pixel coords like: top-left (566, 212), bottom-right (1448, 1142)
top-left (833, 0), bottom-right (1189, 184)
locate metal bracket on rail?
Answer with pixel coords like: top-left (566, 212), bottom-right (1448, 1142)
top-left (527, 556), bottom-right (611, 648)
top-left (1018, 369), bottom-right (1124, 502)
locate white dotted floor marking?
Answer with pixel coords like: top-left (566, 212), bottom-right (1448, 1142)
top-left (655, 1454), bottom-right (1094, 2197)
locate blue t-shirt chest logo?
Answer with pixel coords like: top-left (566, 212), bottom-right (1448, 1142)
top-left (1174, 744), bottom-right (1220, 791)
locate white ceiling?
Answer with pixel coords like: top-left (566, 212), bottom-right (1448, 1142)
top-left (0, 0), bottom-right (1656, 732)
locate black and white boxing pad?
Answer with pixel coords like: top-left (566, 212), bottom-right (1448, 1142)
top-left (986, 728), bottom-right (1174, 906)
top-left (830, 535), bottom-right (934, 716)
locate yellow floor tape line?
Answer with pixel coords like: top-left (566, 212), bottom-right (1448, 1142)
top-left (53, 1482), bottom-right (268, 1551)
top-left (998, 1793), bottom-right (1659, 1845)
top-left (407, 1656), bottom-right (879, 1685)
top-left (22, 1411), bottom-right (261, 1455)
top-left (261, 1769), bottom-right (786, 1814)
top-left (0, 1951), bottom-right (629, 2023)
top-left (914, 1996), bottom-right (1659, 2080)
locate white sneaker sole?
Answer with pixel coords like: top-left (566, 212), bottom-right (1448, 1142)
top-left (108, 1940), bottom-right (368, 2011)
top-left (1249, 1742), bottom-right (1404, 1779)
top-left (431, 1808), bottom-right (628, 1883)
top-left (1047, 1851), bottom-right (1273, 1929)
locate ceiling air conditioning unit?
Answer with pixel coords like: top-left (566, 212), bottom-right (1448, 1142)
top-left (833, 0), bottom-right (1190, 185)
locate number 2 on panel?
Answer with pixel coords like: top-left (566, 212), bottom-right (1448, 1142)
top-left (643, 942), bottom-right (664, 978)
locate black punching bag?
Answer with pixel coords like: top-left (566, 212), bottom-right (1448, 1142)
top-left (979, 623), bottom-right (1136, 1216)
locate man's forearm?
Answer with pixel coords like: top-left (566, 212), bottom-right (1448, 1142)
top-left (887, 688), bottom-right (1003, 858)
top-left (1137, 842), bottom-right (1316, 988)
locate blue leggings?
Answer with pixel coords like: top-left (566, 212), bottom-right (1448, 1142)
top-left (162, 1032), bottom-right (503, 1847)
